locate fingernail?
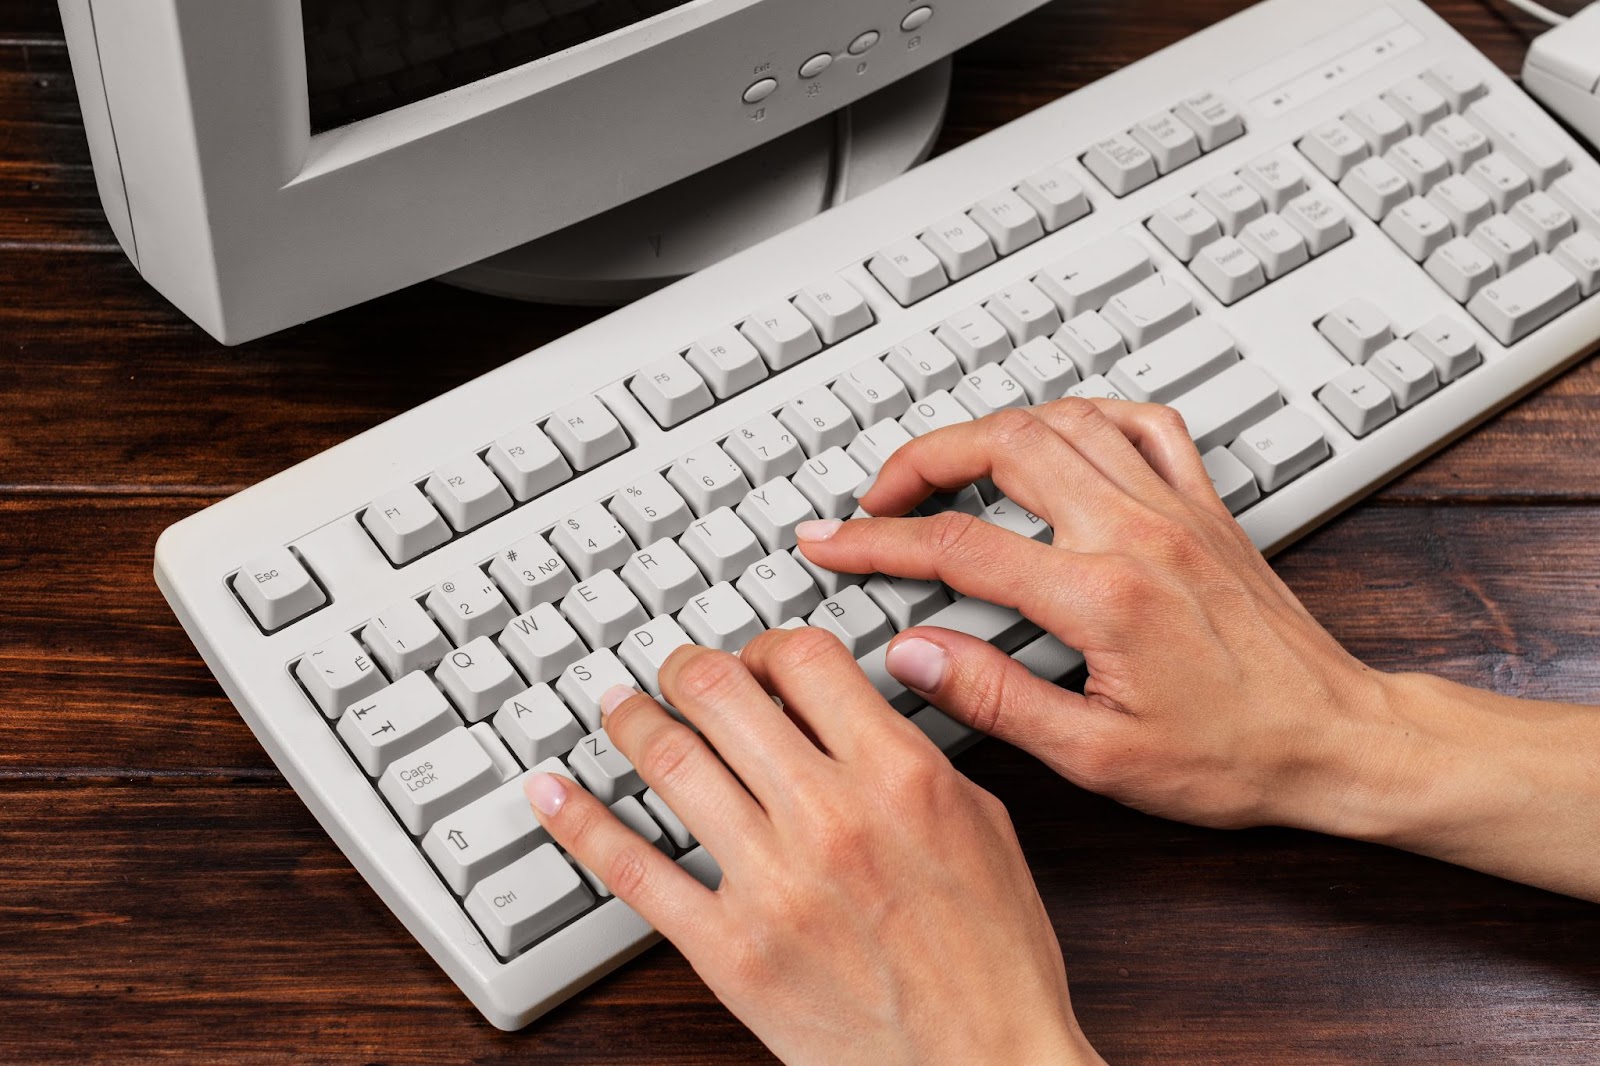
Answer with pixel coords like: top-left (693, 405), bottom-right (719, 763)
top-left (600, 684), bottom-right (637, 719)
top-left (852, 474), bottom-right (879, 500)
top-left (795, 519), bottom-right (844, 543)
top-left (886, 637), bottom-right (948, 693)
top-left (525, 773), bottom-right (568, 817)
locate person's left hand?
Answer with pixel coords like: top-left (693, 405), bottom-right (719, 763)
top-left (524, 630), bottom-right (1103, 1066)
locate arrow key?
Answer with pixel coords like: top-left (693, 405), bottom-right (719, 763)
top-left (1408, 317), bottom-right (1482, 383)
top-left (423, 770), bottom-right (553, 895)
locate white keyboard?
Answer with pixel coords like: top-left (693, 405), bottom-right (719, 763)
top-left (156, 0), bottom-right (1600, 1031)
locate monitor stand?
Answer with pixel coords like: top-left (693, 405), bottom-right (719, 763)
top-left (438, 59), bottom-right (952, 306)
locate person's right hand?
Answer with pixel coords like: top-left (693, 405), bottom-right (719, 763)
top-left (796, 398), bottom-right (1412, 840)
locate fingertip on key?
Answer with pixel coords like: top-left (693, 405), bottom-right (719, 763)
top-left (525, 772), bottom-right (569, 817)
top-left (795, 519), bottom-right (844, 543)
top-left (600, 684), bottom-right (638, 720)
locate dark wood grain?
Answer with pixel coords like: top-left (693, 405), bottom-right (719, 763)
top-left (3, 0), bottom-right (1598, 1061)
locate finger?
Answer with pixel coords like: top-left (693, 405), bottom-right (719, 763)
top-left (598, 685), bottom-right (772, 864)
top-left (526, 771), bottom-right (716, 944)
top-left (657, 644), bottom-right (827, 810)
top-left (1030, 397), bottom-right (1179, 504)
top-left (1088, 400), bottom-right (1227, 513)
top-left (739, 627), bottom-right (915, 759)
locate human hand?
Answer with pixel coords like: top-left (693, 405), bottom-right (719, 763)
top-left (524, 630), bottom-right (1102, 1065)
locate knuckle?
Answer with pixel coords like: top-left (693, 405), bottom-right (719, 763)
top-left (669, 648), bottom-right (748, 706)
top-left (726, 930), bottom-right (780, 988)
top-left (962, 659), bottom-right (1014, 738)
top-left (877, 743), bottom-right (951, 802)
top-left (928, 509), bottom-right (984, 562)
top-left (808, 801), bottom-right (872, 869)
top-left (638, 727), bottom-right (698, 791)
top-left (767, 626), bottom-right (845, 676)
top-left (1046, 396), bottom-right (1105, 430)
top-left (603, 844), bottom-right (653, 901)
top-left (1149, 403), bottom-right (1189, 437)
top-left (984, 407), bottom-right (1043, 450)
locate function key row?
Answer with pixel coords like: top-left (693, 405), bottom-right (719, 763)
top-left (1082, 91), bottom-right (1246, 197)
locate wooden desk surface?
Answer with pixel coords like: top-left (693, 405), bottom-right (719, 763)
top-left (4, 1), bottom-right (1598, 1061)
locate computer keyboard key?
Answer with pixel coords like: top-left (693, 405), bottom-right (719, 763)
top-left (1103, 274), bottom-right (1198, 348)
top-left (1343, 99), bottom-right (1409, 153)
top-left (1427, 175), bottom-right (1494, 234)
top-left (1016, 165), bottom-right (1091, 231)
top-left (379, 727), bottom-right (501, 835)
top-left (679, 582), bottom-right (765, 652)
top-left (620, 539), bottom-right (709, 617)
top-left (982, 496), bottom-right (1053, 542)
top-left (494, 685), bottom-right (585, 766)
top-left (987, 281), bottom-right (1064, 346)
top-left (1298, 119), bottom-right (1371, 181)
top-left (1464, 98), bottom-right (1570, 189)
top-left (1228, 407), bottom-right (1330, 493)
top-left (738, 551), bottom-right (824, 626)
top-left (1107, 319), bottom-right (1239, 405)
top-left (1468, 153), bottom-right (1534, 213)
top-left (1341, 157), bottom-right (1411, 220)
top-left (868, 238), bottom-right (950, 306)
top-left (741, 302), bottom-right (824, 370)
top-left (1555, 232), bottom-right (1600, 297)
top-left (1471, 214), bottom-right (1537, 273)
top-left (296, 632), bottom-right (387, 718)
top-left (685, 326), bottom-right (769, 399)
top-left (1384, 77), bottom-right (1451, 134)
top-left (1467, 255), bottom-right (1582, 345)
top-left (426, 569), bottom-right (515, 646)
top-left (424, 771), bottom-right (552, 896)
top-left (1174, 91), bottom-right (1245, 151)
top-left (864, 575), bottom-right (952, 630)
top-left (1066, 375), bottom-right (1129, 401)
top-left (1551, 173), bottom-right (1600, 234)
top-left (1282, 191), bottom-right (1352, 256)
top-left (1197, 174), bottom-right (1266, 236)
top-left (919, 215), bottom-right (999, 280)
top-left (629, 354), bottom-right (714, 428)
top-left (1003, 336), bottom-right (1081, 402)
top-left (848, 419), bottom-right (916, 475)
top-left (1132, 111), bottom-right (1202, 173)
top-left (489, 533), bottom-right (576, 613)
top-left (794, 447), bottom-right (870, 518)
top-left (1082, 133), bottom-right (1159, 197)
top-left (680, 507), bottom-right (765, 584)
top-left (1382, 198), bottom-right (1454, 262)
top-left (338, 672), bottom-right (460, 775)
top-left (364, 599), bottom-right (452, 677)
top-left (970, 189), bottom-right (1046, 255)
top-left (618, 615), bottom-right (696, 697)
top-left (937, 306), bottom-right (1014, 371)
top-left (466, 844), bottom-right (593, 956)
top-left (1425, 238), bottom-right (1499, 302)
top-left (1240, 150), bottom-right (1309, 212)
top-left (809, 585), bottom-right (895, 657)
top-left (953, 363), bottom-right (1029, 418)
top-left (780, 387), bottom-right (861, 454)
top-left (1168, 361), bottom-right (1283, 453)
top-left (1200, 447), bottom-right (1261, 514)
top-left (363, 485), bottom-right (452, 565)
top-left (1190, 238), bottom-right (1266, 305)
top-left (832, 358), bottom-right (912, 426)
top-left (235, 547), bottom-right (327, 631)
top-left (1317, 299), bottom-right (1394, 365)
top-left (724, 414), bottom-right (806, 485)
top-left (668, 443), bottom-right (752, 515)
top-left (916, 485), bottom-right (987, 518)
top-left (643, 788), bottom-right (696, 851)
top-left (470, 722), bottom-right (524, 786)
top-left (545, 396), bottom-right (630, 472)
top-left (425, 455), bottom-right (513, 532)
top-left (561, 570), bottom-right (649, 650)
top-left (498, 604), bottom-right (587, 684)
top-left (1051, 311), bottom-right (1129, 379)
top-left (557, 649), bottom-right (638, 732)
top-left (883, 333), bottom-right (963, 399)
top-left (1510, 192), bottom-right (1577, 253)
top-left (1426, 114), bottom-right (1492, 171)
top-left (1238, 214), bottom-right (1311, 279)
top-left (610, 473), bottom-right (693, 546)
top-left (793, 547), bottom-right (866, 597)
top-left (1366, 340), bottom-right (1441, 410)
top-left (1385, 137), bottom-right (1452, 196)
top-left (738, 478), bottom-right (819, 552)
top-left (1409, 318), bottom-right (1482, 383)
top-left (793, 277), bottom-right (874, 345)
top-left (485, 423), bottom-right (572, 503)
top-left (1422, 60), bottom-right (1488, 111)
top-left (435, 638), bottom-right (527, 723)
top-left (551, 502), bottom-right (635, 579)
top-left (568, 729), bottom-right (645, 804)
top-left (1149, 196), bottom-right (1224, 262)
top-left (1318, 365), bottom-right (1398, 438)
top-left (1035, 235), bottom-right (1155, 319)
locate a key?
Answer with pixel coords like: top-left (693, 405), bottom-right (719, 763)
top-left (1034, 235), bottom-right (1154, 318)
top-left (1174, 91), bottom-right (1245, 151)
top-left (1382, 197), bottom-right (1455, 262)
top-left (1425, 237), bottom-right (1500, 302)
top-left (1240, 150), bottom-right (1308, 211)
top-left (1132, 110), bottom-right (1202, 173)
top-left (485, 423), bottom-right (572, 502)
top-left (780, 387), bottom-right (861, 455)
top-left (561, 570), bottom-right (648, 651)
top-left (1409, 317), bottom-right (1482, 383)
top-left (1468, 153), bottom-right (1534, 212)
top-left (1343, 99), bottom-right (1410, 153)
top-left (1467, 255), bottom-right (1582, 344)
top-left (936, 306), bottom-right (1014, 371)
top-left (685, 326), bottom-right (768, 399)
top-left (1107, 320), bottom-right (1239, 404)
top-left (1201, 447), bottom-right (1262, 514)
top-left (833, 358), bottom-right (912, 426)
top-left (337, 672), bottom-right (460, 775)
top-left (809, 585), bottom-right (895, 657)
top-left (883, 333), bottom-right (963, 399)
top-left (899, 389), bottom-right (976, 440)
top-left (868, 238), bottom-right (950, 306)
top-left (545, 395), bottom-right (630, 472)
top-left (1510, 192), bottom-right (1577, 253)
top-left (424, 455), bottom-right (512, 533)
top-left (1239, 214), bottom-right (1311, 279)
top-left (1552, 173), bottom-right (1600, 234)
top-left (434, 638), bottom-right (526, 723)
top-left (567, 729), bottom-right (644, 804)
top-left (497, 603), bottom-right (587, 684)
top-left (1556, 232), bottom-right (1600, 297)
top-left (741, 302), bottom-right (823, 370)
top-left (465, 844), bottom-right (592, 955)
top-left (1340, 157), bottom-right (1411, 220)
top-left (617, 615), bottom-right (696, 697)
top-left (678, 582), bottom-right (765, 652)
top-left (1149, 196), bottom-right (1223, 262)
top-left (668, 443), bottom-right (752, 515)
top-left (550, 502), bottom-right (634, 579)
top-left (1197, 174), bottom-right (1266, 235)
top-left (848, 419), bottom-right (915, 475)
top-left (1016, 165), bottom-right (1091, 230)
top-left (235, 546), bottom-right (326, 631)
top-left (1003, 336), bottom-right (1081, 402)
top-left (723, 414), bottom-right (806, 485)
top-left (1367, 340), bottom-right (1440, 410)
top-left (629, 353), bottom-right (714, 428)
top-left (1426, 114), bottom-right (1492, 171)
top-left (793, 447), bottom-right (870, 518)
top-left (737, 551), bottom-right (823, 626)
top-left (427, 569), bottom-right (515, 645)
top-left (1081, 133), bottom-right (1159, 196)
top-left (1385, 136), bottom-right (1452, 195)
top-left (1384, 77), bottom-right (1451, 133)
top-left (1428, 175), bottom-right (1494, 234)
top-left (610, 473), bottom-right (693, 546)
top-left (620, 539), bottom-right (709, 617)
top-left (643, 788), bottom-right (696, 851)
top-left (1282, 191), bottom-right (1352, 256)
top-left (489, 533), bottom-right (576, 613)
top-left (423, 771), bottom-right (552, 895)
top-left (493, 685), bottom-right (584, 766)
top-left (793, 547), bottom-right (867, 597)
top-left (952, 363), bottom-right (1029, 418)
top-left (379, 727), bottom-right (501, 835)
top-left (1465, 98), bottom-right (1570, 188)
top-left (1471, 214), bottom-right (1537, 273)
top-left (680, 507), bottom-right (765, 584)
top-left (986, 280), bottom-right (1063, 346)
top-left (738, 479), bottom-right (819, 552)
top-left (1190, 238), bottom-right (1266, 305)
top-left (793, 277), bottom-right (874, 345)
top-left (362, 484), bottom-right (452, 565)
top-left (296, 632), bottom-right (387, 718)
top-left (1169, 362), bottom-right (1283, 453)
top-left (864, 575), bottom-right (951, 630)
top-left (1052, 311), bottom-right (1129, 377)
top-left (983, 496), bottom-right (1052, 542)
top-left (969, 188), bottom-right (1046, 255)
top-left (363, 599), bottom-right (452, 677)
top-left (556, 649), bottom-right (638, 731)
top-left (919, 214), bottom-right (999, 280)
top-left (1298, 119), bottom-right (1371, 181)
top-left (1102, 274), bottom-right (1198, 348)
top-left (1422, 60), bottom-right (1488, 111)
top-left (1068, 374), bottom-right (1128, 401)
top-left (1318, 365), bottom-right (1398, 438)
top-left (1228, 407), bottom-right (1330, 493)
top-left (1317, 299), bottom-right (1394, 365)
top-left (915, 486), bottom-right (986, 518)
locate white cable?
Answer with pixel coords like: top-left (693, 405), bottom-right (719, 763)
top-left (1500, 0), bottom-right (1570, 25)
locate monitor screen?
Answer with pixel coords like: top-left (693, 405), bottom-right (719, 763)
top-left (303, 0), bottom-right (693, 133)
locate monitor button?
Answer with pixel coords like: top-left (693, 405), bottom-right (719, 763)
top-left (848, 31), bottom-right (881, 55)
top-left (901, 7), bottom-right (934, 32)
top-left (800, 53), bottom-right (834, 79)
top-left (743, 77), bottom-right (779, 104)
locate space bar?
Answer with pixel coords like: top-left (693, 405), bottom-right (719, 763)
top-left (856, 599), bottom-right (1043, 713)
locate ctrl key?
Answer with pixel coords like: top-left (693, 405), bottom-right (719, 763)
top-left (467, 844), bottom-right (595, 957)
top-left (234, 546), bottom-right (326, 631)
